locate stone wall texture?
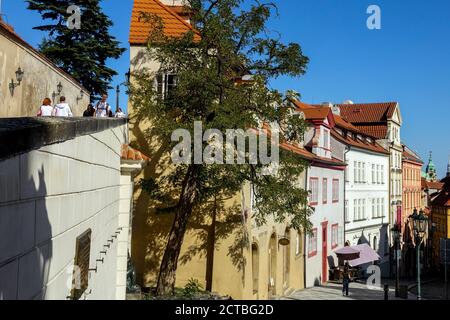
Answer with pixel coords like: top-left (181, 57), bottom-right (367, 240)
top-left (0, 120), bottom-right (128, 300)
top-left (0, 24), bottom-right (89, 117)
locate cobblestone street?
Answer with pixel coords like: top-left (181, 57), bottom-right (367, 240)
top-left (282, 282), bottom-right (416, 300)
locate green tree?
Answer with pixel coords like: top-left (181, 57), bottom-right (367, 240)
top-left (27, 0), bottom-right (125, 99)
top-left (130, 0), bottom-right (312, 296)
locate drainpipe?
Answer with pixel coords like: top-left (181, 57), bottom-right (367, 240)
top-left (344, 146), bottom-right (350, 245)
top-left (303, 164), bottom-right (309, 288)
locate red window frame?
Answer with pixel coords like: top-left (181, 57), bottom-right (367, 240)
top-left (308, 228), bottom-right (318, 258)
top-left (331, 224), bottom-right (339, 249)
top-left (322, 178), bottom-right (328, 204)
top-left (309, 177), bottom-right (319, 206)
top-left (332, 179), bottom-right (339, 203)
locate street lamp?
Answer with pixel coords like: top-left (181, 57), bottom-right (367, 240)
top-left (409, 208), bottom-right (428, 300)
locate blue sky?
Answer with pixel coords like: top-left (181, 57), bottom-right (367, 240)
top-left (2, 0), bottom-right (449, 177)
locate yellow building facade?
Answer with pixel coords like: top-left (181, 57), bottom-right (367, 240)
top-left (127, 0), bottom-right (306, 299)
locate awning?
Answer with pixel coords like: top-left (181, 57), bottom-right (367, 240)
top-left (347, 244), bottom-right (381, 267)
top-left (334, 244), bottom-right (380, 267)
top-left (335, 246), bottom-right (360, 261)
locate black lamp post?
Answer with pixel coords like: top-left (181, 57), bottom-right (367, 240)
top-left (392, 223), bottom-right (401, 297)
top-left (409, 208), bottom-right (428, 300)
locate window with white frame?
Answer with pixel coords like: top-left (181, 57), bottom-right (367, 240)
top-left (372, 198), bottom-right (376, 218)
top-left (308, 229), bottom-right (317, 256)
top-left (357, 199), bottom-right (362, 220)
top-left (372, 163), bottom-right (377, 184)
top-left (345, 200), bottom-right (349, 223)
top-left (354, 161), bottom-right (358, 183)
top-left (376, 198), bottom-right (381, 218)
top-left (362, 163), bottom-right (366, 183)
top-left (323, 128), bottom-right (330, 149)
top-left (331, 224), bottom-right (339, 248)
top-left (381, 165), bottom-right (384, 184)
top-left (381, 198), bottom-right (385, 217)
top-left (332, 179), bottom-right (339, 202)
top-left (310, 178), bottom-right (319, 205)
top-left (362, 199), bottom-right (366, 219)
top-left (376, 164), bottom-right (380, 184)
top-left (322, 178), bottom-right (328, 204)
top-left (353, 199), bottom-right (358, 220)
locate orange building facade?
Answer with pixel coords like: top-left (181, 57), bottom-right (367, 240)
top-left (401, 146), bottom-right (423, 230)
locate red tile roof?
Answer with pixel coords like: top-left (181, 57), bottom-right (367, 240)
top-left (129, 0), bottom-right (200, 45)
top-left (121, 144), bottom-right (150, 162)
top-left (330, 130), bottom-right (389, 155)
top-left (349, 125), bottom-right (387, 139)
top-left (402, 147), bottom-right (423, 164)
top-left (292, 100), bottom-right (332, 121)
top-left (338, 102), bottom-right (398, 124)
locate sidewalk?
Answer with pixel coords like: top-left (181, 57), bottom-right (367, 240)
top-left (281, 281), bottom-right (417, 300)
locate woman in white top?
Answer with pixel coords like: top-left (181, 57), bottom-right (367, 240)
top-left (37, 98), bottom-right (54, 117)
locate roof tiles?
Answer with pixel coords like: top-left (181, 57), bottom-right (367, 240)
top-left (130, 0), bottom-right (200, 44)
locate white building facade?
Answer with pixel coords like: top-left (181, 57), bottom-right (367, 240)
top-left (344, 147), bottom-right (390, 274)
top-left (296, 103), bottom-right (346, 287)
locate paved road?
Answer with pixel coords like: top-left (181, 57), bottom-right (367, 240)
top-left (282, 282), bottom-right (416, 300)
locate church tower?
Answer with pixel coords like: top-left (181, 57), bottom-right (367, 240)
top-left (426, 151), bottom-right (438, 181)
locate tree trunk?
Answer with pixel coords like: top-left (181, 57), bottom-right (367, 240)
top-left (205, 195), bottom-right (218, 292)
top-left (156, 165), bottom-right (199, 296)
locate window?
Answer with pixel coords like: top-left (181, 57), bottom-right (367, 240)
top-left (372, 199), bottom-right (376, 218)
top-left (381, 198), bottom-right (385, 217)
top-left (296, 232), bottom-right (302, 256)
top-left (331, 224), bottom-right (339, 249)
top-left (323, 129), bottom-right (330, 149)
top-left (156, 73), bottom-right (177, 99)
top-left (309, 178), bottom-right (319, 205)
top-left (362, 199), bottom-right (366, 219)
top-left (381, 165), bottom-right (385, 184)
top-left (357, 199), bottom-right (362, 220)
top-left (345, 161), bottom-right (349, 182)
top-left (376, 198), bottom-right (381, 218)
top-left (345, 200), bottom-right (349, 223)
top-left (308, 229), bottom-right (318, 257)
top-left (376, 164), bottom-right (380, 184)
top-left (362, 163), bottom-right (366, 183)
top-left (251, 244), bottom-right (259, 294)
top-left (373, 236), bottom-right (378, 251)
top-left (332, 179), bottom-right (339, 203)
top-left (322, 178), bottom-right (328, 204)
top-left (354, 161), bottom-right (358, 183)
top-left (372, 164), bottom-right (376, 184)
top-left (353, 199), bottom-right (358, 220)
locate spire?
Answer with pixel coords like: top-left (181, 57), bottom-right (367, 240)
top-left (447, 154), bottom-right (450, 178)
top-left (426, 151), bottom-right (437, 181)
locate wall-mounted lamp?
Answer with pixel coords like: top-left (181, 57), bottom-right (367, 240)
top-left (9, 67), bottom-right (25, 96)
top-left (76, 90), bottom-right (84, 103)
top-left (57, 82), bottom-right (63, 94)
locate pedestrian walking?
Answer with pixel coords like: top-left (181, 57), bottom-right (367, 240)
top-left (342, 262), bottom-right (350, 296)
top-left (37, 98), bottom-right (53, 117)
top-left (53, 96), bottom-right (73, 117)
top-left (95, 94), bottom-right (111, 118)
top-left (83, 103), bottom-right (95, 117)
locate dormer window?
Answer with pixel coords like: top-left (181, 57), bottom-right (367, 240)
top-left (322, 128), bottom-right (330, 149)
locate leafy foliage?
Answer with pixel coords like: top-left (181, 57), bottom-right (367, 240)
top-left (27, 0), bottom-right (125, 99)
top-left (129, 0), bottom-right (314, 295)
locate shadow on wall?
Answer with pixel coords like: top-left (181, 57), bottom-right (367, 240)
top-left (129, 115), bottom-right (246, 290)
top-left (0, 164), bottom-right (53, 300)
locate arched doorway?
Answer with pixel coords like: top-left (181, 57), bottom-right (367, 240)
top-left (268, 233), bottom-right (277, 297)
top-left (283, 228), bottom-right (290, 289)
top-left (251, 243), bottom-right (259, 297)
